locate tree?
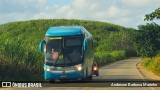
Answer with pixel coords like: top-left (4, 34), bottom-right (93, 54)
top-left (144, 8), bottom-right (160, 21)
top-left (134, 8), bottom-right (160, 58)
top-left (133, 23), bottom-right (160, 58)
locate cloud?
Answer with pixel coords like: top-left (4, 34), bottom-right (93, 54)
top-left (0, 0), bottom-right (160, 29)
top-left (90, 3), bottom-right (99, 11)
top-left (106, 5), bottom-right (130, 18)
top-left (0, 0), bottom-right (48, 13)
top-left (120, 0), bottom-right (153, 8)
top-left (56, 5), bottom-right (71, 13)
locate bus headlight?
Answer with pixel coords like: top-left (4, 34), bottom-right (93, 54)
top-left (77, 66), bottom-right (82, 71)
top-left (45, 67), bottom-right (51, 71)
top-left (76, 64), bottom-right (83, 71)
top-left (46, 68), bottom-right (50, 71)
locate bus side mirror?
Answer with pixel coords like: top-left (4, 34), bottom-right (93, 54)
top-left (39, 40), bottom-right (45, 52)
top-left (83, 39), bottom-right (87, 52)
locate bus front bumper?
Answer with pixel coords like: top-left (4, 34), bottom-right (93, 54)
top-left (44, 70), bottom-right (83, 80)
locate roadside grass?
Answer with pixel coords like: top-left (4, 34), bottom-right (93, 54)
top-left (0, 53), bottom-right (43, 81)
top-left (141, 56), bottom-right (160, 76)
top-left (94, 50), bottom-right (126, 66)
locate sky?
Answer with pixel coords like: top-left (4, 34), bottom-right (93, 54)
top-left (0, 0), bottom-right (160, 29)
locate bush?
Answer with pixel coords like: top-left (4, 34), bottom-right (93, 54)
top-left (153, 57), bottom-right (160, 75)
top-left (94, 50), bottom-right (126, 66)
top-left (141, 58), bottom-right (152, 69)
top-left (125, 49), bottom-right (138, 57)
top-left (110, 50), bottom-right (126, 60)
top-left (142, 57), bottom-right (160, 75)
top-left (156, 52), bottom-right (160, 57)
top-left (94, 52), bottom-right (113, 65)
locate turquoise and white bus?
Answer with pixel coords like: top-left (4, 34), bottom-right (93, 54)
top-left (39, 26), bottom-right (94, 81)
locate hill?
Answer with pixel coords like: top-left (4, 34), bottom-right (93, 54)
top-left (0, 19), bottom-right (136, 80)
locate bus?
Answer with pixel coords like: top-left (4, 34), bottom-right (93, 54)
top-left (39, 26), bottom-right (94, 81)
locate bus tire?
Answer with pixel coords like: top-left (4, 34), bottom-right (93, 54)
top-left (80, 69), bottom-right (87, 81)
top-left (80, 77), bottom-right (85, 81)
top-left (88, 66), bottom-right (93, 80)
top-left (86, 67), bottom-right (88, 80)
top-left (88, 75), bottom-right (92, 80)
top-left (49, 79), bottom-right (55, 83)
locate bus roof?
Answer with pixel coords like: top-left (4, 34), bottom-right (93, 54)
top-left (45, 26), bottom-right (84, 36)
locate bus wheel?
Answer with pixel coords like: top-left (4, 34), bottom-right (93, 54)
top-left (86, 67), bottom-right (88, 80)
top-left (88, 75), bottom-right (92, 80)
top-left (80, 77), bottom-right (85, 81)
top-left (49, 79), bottom-right (55, 83)
top-left (88, 67), bottom-right (93, 80)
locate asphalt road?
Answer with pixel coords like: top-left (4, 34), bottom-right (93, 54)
top-left (94, 57), bottom-right (144, 80)
top-left (1, 57), bottom-right (160, 90)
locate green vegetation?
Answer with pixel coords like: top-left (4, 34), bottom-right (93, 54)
top-left (134, 8), bottom-right (160, 76)
top-left (132, 23), bottom-right (160, 58)
top-left (0, 19), bottom-right (137, 81)
top-left (145, 8), bottom-right (160, 21)
top-left (141, 57), bottom-right (160, 75)
top-left (94, 50), bottom-right (126, 65)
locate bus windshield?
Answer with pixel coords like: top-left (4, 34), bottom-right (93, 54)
top-left (45, 36), bottom-right (83, 66)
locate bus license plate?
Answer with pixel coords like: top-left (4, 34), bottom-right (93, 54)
top-left (61, 70), bottom-right (67, 78)
top-left (61, 75), bottom-right (67, 78)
